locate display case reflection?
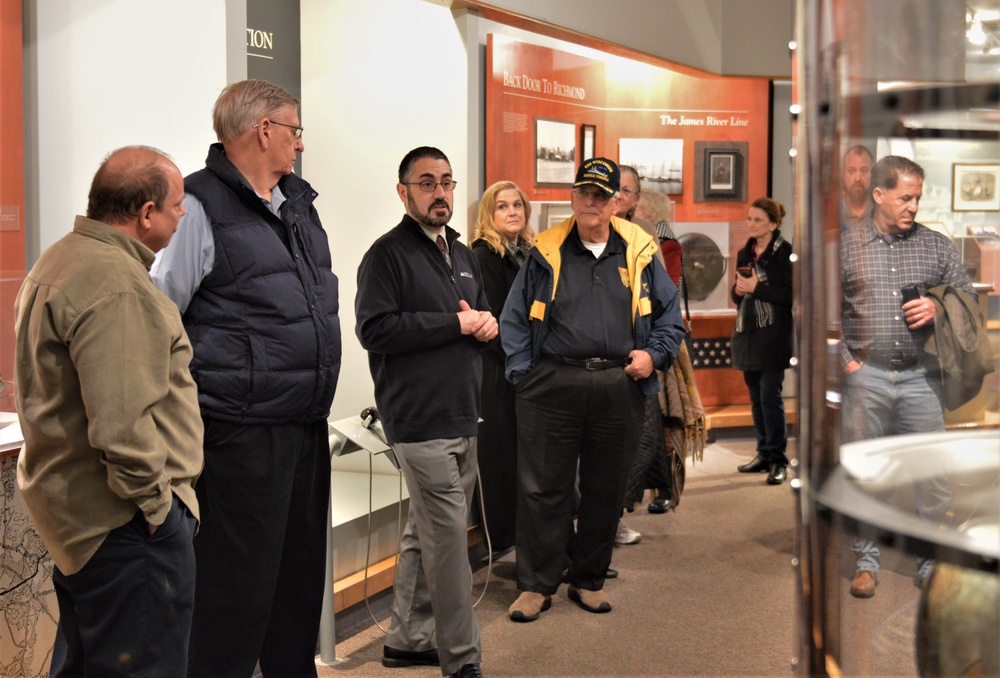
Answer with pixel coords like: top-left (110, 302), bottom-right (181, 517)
top-left (794, 0), bottom-right (999, 676)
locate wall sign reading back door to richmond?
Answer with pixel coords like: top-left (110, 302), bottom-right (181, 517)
top-left (246, 0), bottom-right (302, 174)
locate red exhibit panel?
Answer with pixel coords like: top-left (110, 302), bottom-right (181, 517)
top-left (1, 0), bottom-right (25, 401)
top-left (485, 34), bottom-right (771, 225)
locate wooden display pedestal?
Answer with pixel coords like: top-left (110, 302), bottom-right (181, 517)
top-left (688, 312), bottom-right (748, 409)
top-left (688, 311), bottom-right (798, 435)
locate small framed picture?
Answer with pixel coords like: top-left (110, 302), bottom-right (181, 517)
top-left (539, 202), bottom-right (573, 233)
top-left (580, 124), bottom-right (596, 161)
top-left (534, 117), bottom-right (576, 187)
top-left (694, 141), bottom-right (747, 203)
top-left (952, 164), bottom-right (1000, 212)
top-left (704, 149), bottom-right (740, 198)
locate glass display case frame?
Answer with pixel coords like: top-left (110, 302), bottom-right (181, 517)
top-left (791, 1), bottom-right (1000, 675)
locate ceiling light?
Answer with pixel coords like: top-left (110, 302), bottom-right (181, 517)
top-left (968, 14), bottom-right (987, 46)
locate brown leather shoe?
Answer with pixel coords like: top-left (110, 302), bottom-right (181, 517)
top-left (508, 591), bottom-right (552, 622)
top-left (567, 585), bottom-right (612, 613)
top-left (850, 570), bottom-right (877, 598)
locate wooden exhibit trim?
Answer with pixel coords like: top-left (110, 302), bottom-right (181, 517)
top-left (332, 525), bottom-right (484, 614)
top-left (704, 401), bottom-right (797, 432)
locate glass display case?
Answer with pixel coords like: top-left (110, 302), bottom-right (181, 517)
top-left (792, 0), bottom-right (999, 675)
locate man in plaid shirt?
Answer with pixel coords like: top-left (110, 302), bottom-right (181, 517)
top-left (840, 155), bottom-right (976, 599)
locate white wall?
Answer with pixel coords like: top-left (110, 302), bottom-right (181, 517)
top-left (23, 0), bottom-right (228, 260)
top-left (301, 0), bottom-right (472, 422)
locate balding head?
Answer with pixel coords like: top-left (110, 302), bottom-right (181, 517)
top-left (86, 146), bottom-right (185, 252)
top-left (87, 146), bottom-right (176, 226)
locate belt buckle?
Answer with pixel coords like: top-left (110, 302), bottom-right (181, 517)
top-left (584, 358), bottom-right (603, 370)
top-left (889, 358), bottom-right (911, 369)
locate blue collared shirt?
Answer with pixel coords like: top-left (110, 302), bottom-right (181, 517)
top-left (151, 185), bottom-right (286, 312)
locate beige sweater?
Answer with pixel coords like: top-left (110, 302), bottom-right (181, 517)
top-left (15, 217), bottom-right (203, 575)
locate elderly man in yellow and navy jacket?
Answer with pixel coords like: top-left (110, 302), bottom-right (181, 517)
top-left (500, 157), bottom-right (686, 622)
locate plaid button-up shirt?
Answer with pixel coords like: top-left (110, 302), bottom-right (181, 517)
top-left (840, 220), bottom-right (975, 366)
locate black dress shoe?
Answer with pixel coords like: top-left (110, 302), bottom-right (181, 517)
top-left (648, 497), bottom-right (673, 514)
top-left (382, 646), bottom-right (440, 668)
top-left (451, 663), bottom-right (484, 678)
top-left (766, 464), bottom-right (787, 485)
top-left (738, 455), bottom-right (770, 473)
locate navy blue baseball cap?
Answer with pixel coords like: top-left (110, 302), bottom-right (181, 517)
top-left (573, 157), bottom-right (621, 195)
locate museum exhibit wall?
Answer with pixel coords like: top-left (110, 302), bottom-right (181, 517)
top-left (300, 0), bottom-right (794, 420)
top-left (5, 0), bottom-right (797, 658)
top-left (15, 0), bottom-right (793, 429)
top-left (5, 3), bottom-right (228, 674)
top-left (1, 0), bottom-right (23, 395)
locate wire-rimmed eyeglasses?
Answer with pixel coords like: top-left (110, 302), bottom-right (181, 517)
top-left (402, 179), bottom-right (458, 193)
top-left (253, 119), bottom-right (304, 139)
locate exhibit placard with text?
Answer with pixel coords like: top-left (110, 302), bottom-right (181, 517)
top-left (485, 35), bottom-right (771, 224)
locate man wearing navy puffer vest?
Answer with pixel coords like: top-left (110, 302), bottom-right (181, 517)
top-left (152, 79), bottom-right (341, 678)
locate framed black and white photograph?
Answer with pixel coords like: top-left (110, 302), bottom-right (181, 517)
top-left (952, 164), bottom-right (1000, 212)
top-left (618, 138), bottom-right (684, 195)
top-left (704, 150), bottom-right (739, 198)
top-left (580, 124), bottom-right (596, 161)
top-left (694, 141), bottom-right (748, 203)
top-left (534, 117), bottom-right (576, 187)
top-left (538, 202), bottom-right (573, 233)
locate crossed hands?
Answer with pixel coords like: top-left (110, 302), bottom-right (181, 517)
top-left (734, 268), bottom-right (758, 296)
top-left (458, 299), bottom-right (498, 342)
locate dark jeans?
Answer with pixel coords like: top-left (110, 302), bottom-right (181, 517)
top-left (743, 369), bottom-right (788, 466)
top-left (51, 495), bottom-right (196, 678)
top-left (188, 420), bottom-right (331, 678)
top-left (515, 360), bottom-right (644, 594)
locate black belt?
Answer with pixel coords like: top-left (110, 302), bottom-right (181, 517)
top-left (547, 356), bottom-right (628, 371)
top-left (857, 351), bottom-right (920, 370)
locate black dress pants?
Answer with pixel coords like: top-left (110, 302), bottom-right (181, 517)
top-left (476, 349), bottom-right (518, 552)
top-left (188, 419), bottom-right (331, 678)
top-left (514, 360), bottom-right (644, 593)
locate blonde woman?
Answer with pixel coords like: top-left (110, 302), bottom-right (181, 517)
top-left (471, 181), bottom-right (534, 552)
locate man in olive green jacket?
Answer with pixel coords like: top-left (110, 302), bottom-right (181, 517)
top-left (15, 146), bottom-right (203, 678)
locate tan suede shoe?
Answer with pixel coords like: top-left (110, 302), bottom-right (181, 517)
top-left (850, 571), bottom-right (877, 598)
top-left (567, 585), bottom-right (612, 613)
top-left (508, 591), bottom-right (552, 622)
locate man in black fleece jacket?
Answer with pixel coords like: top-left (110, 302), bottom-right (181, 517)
top-left (355, 147), bottom-right (495, 678)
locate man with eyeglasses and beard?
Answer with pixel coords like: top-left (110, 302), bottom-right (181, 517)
top-left (152, 79), bottom-right (341, 677)
top-left (501, 158), bottom-right (685, 622)
top-left (355, 146), bottom-right (495, 678)
top-left (840, 144), bottom-right (874, 230)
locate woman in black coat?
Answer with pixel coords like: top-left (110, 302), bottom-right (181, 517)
top-left (471, 181), bottom-right (534, 552)
top-left (730, 197), bottom-right (794, 485)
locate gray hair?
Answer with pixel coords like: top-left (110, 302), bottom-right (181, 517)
top-left (212, 79), bottom-right (299, 142)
